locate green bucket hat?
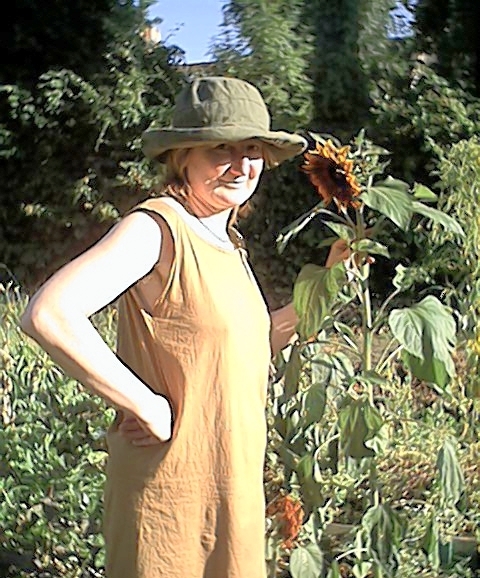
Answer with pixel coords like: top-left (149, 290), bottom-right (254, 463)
top-left (142, 76), bottom-right (307, 165)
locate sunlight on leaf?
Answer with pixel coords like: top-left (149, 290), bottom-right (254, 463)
top-left (413, 183), bottom-right (438, 202)
top-left (293, 263), bottom-right (345, 340)
top-left (388, 296), bottom-right (456, 388)
top-left (436, 436), bottom-right (465, 508)
top-left (412, 201), bottom-right (465, 237)
top-left (361, 176), bottom-right (412, 230)
top-left (290, 541), bottom-right (324, 578)
top-left (352, 238), bottom-right (390, 258)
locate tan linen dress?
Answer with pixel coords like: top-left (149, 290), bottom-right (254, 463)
top-left (103, 197), bottom-right (272, 578)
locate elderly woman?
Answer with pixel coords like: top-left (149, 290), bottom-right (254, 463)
top-left (21, 77), bottom-right (343, 578)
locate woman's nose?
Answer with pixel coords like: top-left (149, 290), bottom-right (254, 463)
top-left (229, 152), bottom-right (250, 175)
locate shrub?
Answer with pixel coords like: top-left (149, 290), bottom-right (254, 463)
top-left (0, 284), bottom-right (114, 577)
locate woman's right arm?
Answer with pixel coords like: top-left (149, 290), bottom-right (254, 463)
top-left (20, 211), bottom-right (172, 444)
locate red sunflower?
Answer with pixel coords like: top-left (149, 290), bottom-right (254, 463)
top-left (302, 140), bottom-right (362, 210)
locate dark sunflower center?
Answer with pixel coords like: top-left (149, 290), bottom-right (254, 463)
top-left (328, 163), bottom-right (349, 188)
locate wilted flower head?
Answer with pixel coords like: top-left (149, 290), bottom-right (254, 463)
top-left (302, 139), bottom-right (361, 210)
top-left (266, 493), bottom-right (304, 549)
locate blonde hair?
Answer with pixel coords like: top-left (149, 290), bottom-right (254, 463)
top-left (158, 143), bottom-right (278, 247)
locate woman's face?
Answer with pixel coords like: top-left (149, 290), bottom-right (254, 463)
top-left (185, 140), bottom-right (265, 213)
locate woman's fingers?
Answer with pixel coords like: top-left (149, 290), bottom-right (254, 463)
top-left (118, 395), bottom-right (173, 444)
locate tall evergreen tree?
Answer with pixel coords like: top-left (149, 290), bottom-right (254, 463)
top-left (414, 0), bottom-right (480, 95)
top-left (1, 0), bottom-right (119, 87)
top-left (212, 0), bottom-right (313, 132)
top-left (213, 0), bottom-right (399, 136)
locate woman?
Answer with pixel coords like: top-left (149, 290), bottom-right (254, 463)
top-left (21, 76), bottom-right (344, 578)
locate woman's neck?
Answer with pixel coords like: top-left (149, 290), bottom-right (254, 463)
top-left (187, 197), bottom-right (232, 231)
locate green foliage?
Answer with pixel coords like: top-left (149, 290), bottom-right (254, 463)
top-left (289, 541), bottom-right (323, 578)
top-left (414, 0), bottom-right (480, 95)
top-left (264, 131), bottom-right (479, 576)
top-left (212, 0), bottom-right (313, 131)
top-left (389, 296), bottom-right (457, 389)
top-left (0, 0), bottom-right (118, 87)
top-left (0, 4), bottom-right (185, 289)
top-left (370, 60), bottom-right (480, 184)
top-left (402, 137), bottom-right (480, 398)
top-left (308, 0), bottom-right (389, 134)
top-left (293, 263), bottom-right (346, 341)
top-left (0, 285), bottom-right (114, 576)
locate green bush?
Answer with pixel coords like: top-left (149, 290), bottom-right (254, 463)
top-left (0, 38), bottom-right (185, 290)
top-left (0, 285), bottom-right (114, 577)
top-left (406, 137), bottom-right (480, 399)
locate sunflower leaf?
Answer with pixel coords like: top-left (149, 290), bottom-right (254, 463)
top-left (436, 436), bottom-right (466, 508)
top-left (388, 296), bottom-right (456, 388)
top-left (361, 177), bottom-right (413, 231)
top-left (352, 239), bottom-right (390, 258)
top-left (276, 201), bottom-right (326, 254)
top-left (324, 221), bottom-right (354, 240)
top-left (413, 183), bottom-right (438, 203)
top-left (338, 396), bottom-right (383, 459)
top-left (412, 201), bottom-right (465, 237)
top-left (293, 263), bottom-right (345, 340)
top-left (290, 542), bottom-right (324, 578)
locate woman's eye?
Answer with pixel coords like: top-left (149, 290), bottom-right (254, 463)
top-left (246, 143), bottom-right (262, 156)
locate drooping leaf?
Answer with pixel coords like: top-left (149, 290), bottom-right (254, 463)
top-left (293, 263), bottom-right (345, 340)
top-left (361, 176), bottom-right (413, 230)
top-left (412, 201), bottom-right (465, 237)
top-left (420, 513), bottom-right (440, 569)
top-left (286, 408), bottom-right (301, 442)
top-left (289, 542), bottom-right (324, 578)
top-left (276, 201), bottom-right (326, 254)
top-left (388, 296), bottom-right (456, 388)
top-left (301, 380), bottom-right (327, 428)
top-left (324, 221), bottom-right (354, 241)
top-left (296, 452), bottom-right (325, 509)
top-left (361, 504), bottom-right (404, 572)
top-left (436, 436), bottom-right (465, 508)
top-left (406, 354), bottom-right (450, 390)
top-left (284, 344), bottom-right (302, 398)
top-left (338, 396), bottom-right (384, 459)
top-left (297, 452), bottom-right (315, 484)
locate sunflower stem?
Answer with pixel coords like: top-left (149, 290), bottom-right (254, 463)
top-left (355, 210), bottom-right (374, 401)
top-left (362, 269), bottom-right (373, 374)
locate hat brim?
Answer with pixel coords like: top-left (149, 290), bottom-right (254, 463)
top-left (142, 126), bottom-right (307, 165)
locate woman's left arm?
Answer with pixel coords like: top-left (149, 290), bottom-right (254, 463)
top-left (270, 302), bottom-right (298, 357)
top-left (269, 238), bottom-right (350, 356)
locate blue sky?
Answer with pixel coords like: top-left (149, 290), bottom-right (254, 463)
top-left (147, 1), bottom-right (415, 63)
top-left (148, 0), bottom-right (224, 63)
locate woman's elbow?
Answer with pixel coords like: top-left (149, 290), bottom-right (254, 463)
top-left (20, 296), bottom-right (58, 341)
